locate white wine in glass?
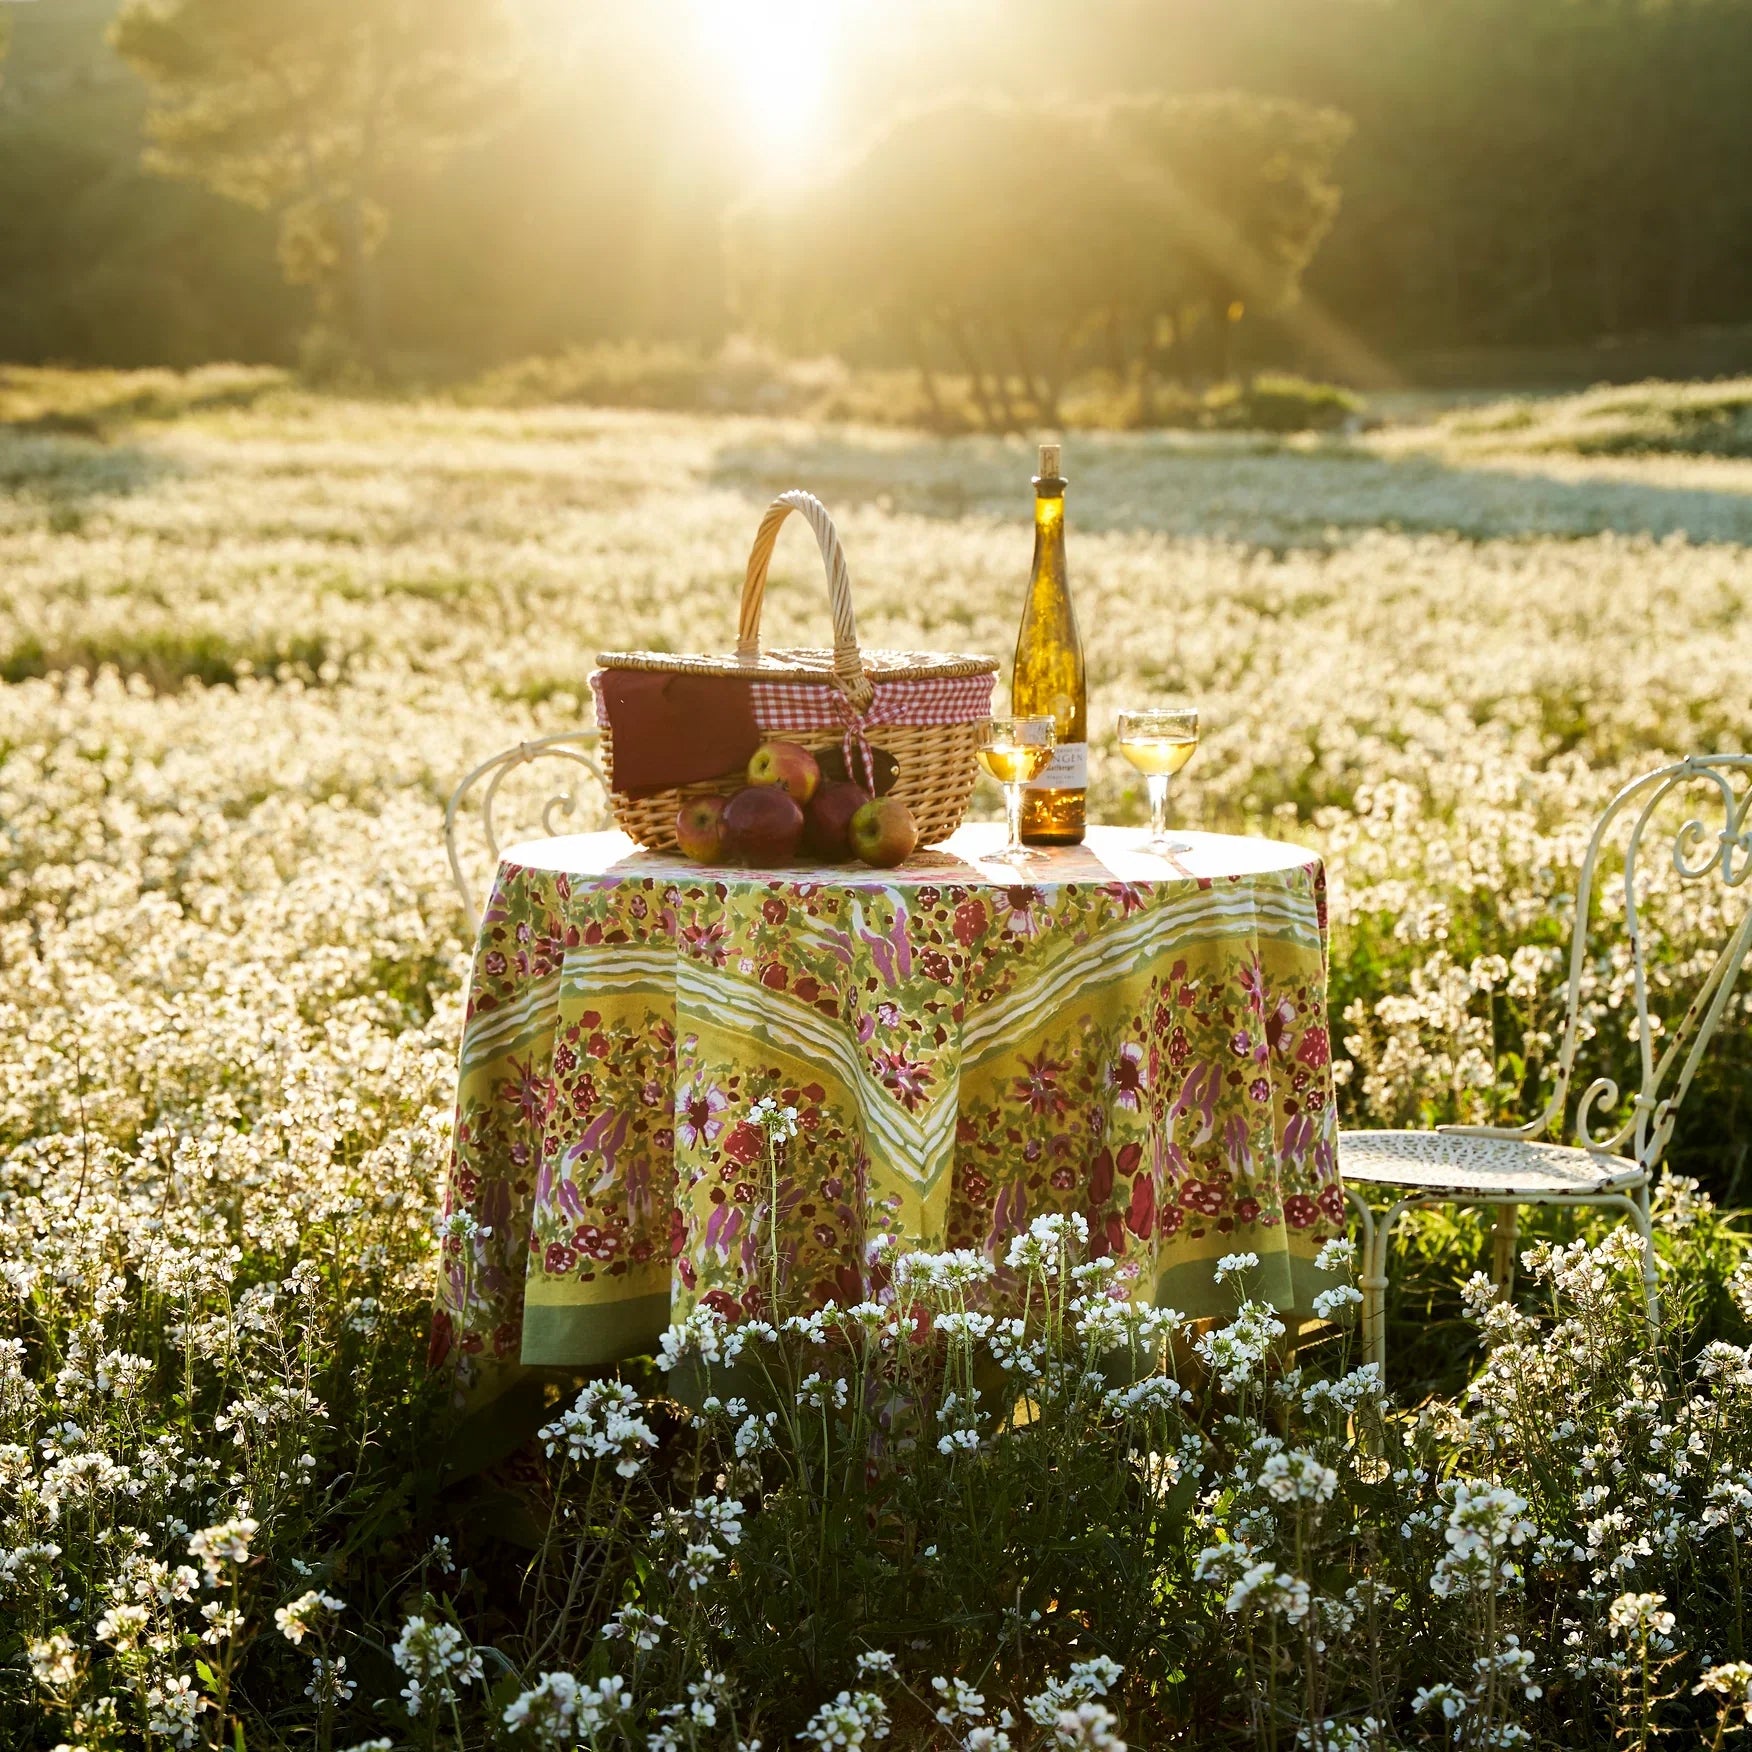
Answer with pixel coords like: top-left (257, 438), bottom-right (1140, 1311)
top-left (977, 716), bottom-right (1056, 861)
top-left (1116, 706), bottom-right (1199, 853)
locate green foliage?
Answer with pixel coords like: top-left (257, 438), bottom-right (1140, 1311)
top-left (1129, 372), bottom-right (1362, 434)
top-left (0, 628), bottom-right (340, 693)
top-left (305, 1213), bottom-right (1752, 1746)
top-left (1226, 374), bottom-right (1360, 433)
top-left (0, 0), bottom-right (301, 370)
top-left (910, 0), bottom-right (1752, 366)
top-left (1296, 0), bottom-right (1752, 355)
top-left (110, 0), bottom-right (520, 374)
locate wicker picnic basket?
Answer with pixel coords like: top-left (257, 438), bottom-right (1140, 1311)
top-left (592, 491), bottom-right (999, 852)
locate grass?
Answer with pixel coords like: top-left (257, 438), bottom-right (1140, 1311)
top-left (1438, 375), bottom-right (1752, 458)
top-left (0, 364), bottom-right (292, 434)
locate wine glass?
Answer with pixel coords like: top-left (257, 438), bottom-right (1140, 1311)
top-left (1116, 705), bottom-right (1200, 854)
top-left (976, 715), bottom-right (1056, 862)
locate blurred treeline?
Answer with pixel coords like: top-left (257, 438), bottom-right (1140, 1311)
top-left (4, 0), bottom-right (1752, 385)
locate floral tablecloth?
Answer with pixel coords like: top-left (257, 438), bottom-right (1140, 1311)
top-left (433, 825), bottom-right (1344, 1395)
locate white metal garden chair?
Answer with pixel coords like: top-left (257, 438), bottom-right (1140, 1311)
top-left (444, 730), bottom-right (611, 937)
top-left (1342, 753), bottom-right (1752, 1380)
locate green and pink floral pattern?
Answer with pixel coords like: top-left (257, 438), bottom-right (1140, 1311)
top-left (434, 827), bottom-right (1342, 1398)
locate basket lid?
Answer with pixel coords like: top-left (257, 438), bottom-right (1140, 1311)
top-left (595, 646), bottom-right (999, 684)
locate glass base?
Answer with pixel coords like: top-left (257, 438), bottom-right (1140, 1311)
top-left (990, 841), bottom-right (1047, 864)
top-left (1144, 835), bottom-right (1193, 856)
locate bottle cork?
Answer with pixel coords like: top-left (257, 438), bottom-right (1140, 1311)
top-left (1037, 442), bottom-right (1061, 479)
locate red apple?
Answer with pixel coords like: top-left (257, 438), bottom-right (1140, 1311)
top-left (849, 795), bottom-right (919, 868)
top-left (817, 743), bottom-right (901, 796)
top-left (747, 740), bottom-right (821, 803)
top-left (803, 780), bottom-right (870, 860)
top-left (674, 795), bottom-right (727, 862)
top-left (722, 784), bottom-right (805, 864)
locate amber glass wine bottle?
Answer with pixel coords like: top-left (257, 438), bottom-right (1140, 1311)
top-left (1012, 442), bottom-right (1086, 844)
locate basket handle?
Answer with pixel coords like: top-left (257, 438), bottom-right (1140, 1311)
top-left (737, 490), bottom-right (875, 712)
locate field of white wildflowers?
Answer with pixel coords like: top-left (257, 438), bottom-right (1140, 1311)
top-left (2, 375), bottom-right (1750, 1750)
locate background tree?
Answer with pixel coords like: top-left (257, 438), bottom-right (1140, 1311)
top-left (728, 91), bottom-right (1347, 429)
top-left (109, 0), bottom-right (520, 375)
top-left (1093, 92), bottom-right (1350, 390)
top-left (729, 97), bottom-right (1119, 428)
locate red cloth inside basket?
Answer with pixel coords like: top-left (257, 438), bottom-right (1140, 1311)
top-left (596, 670), bottom-right (763, 796)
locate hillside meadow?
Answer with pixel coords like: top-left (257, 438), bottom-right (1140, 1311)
top-left (2, 374), bottom-right (1751, 1747)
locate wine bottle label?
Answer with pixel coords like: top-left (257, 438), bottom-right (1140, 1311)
top-left (1025, 742), bottom-right (1088, 789)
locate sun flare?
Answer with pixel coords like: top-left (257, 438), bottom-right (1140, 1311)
top-left (690, 0), bottom-right (847, 166)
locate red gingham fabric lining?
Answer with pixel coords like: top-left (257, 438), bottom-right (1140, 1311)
top-left (752, 674), bottom-right (994, 791)
top-left (750, 672), bottom-right (994, 731)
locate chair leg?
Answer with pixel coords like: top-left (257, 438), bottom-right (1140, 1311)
top-left (1361, 1197), bottom-right (1420, 1383)
top-left (1344, 1189), bottom-right (1381, 1370)
top-left (1490, 1204), bottom-right (1520, 1299)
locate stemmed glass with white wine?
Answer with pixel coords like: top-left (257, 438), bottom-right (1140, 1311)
top-left (976, 715), bottom-right (1056, 862)
top-left (1116, 705), bottom-right (1200, 855)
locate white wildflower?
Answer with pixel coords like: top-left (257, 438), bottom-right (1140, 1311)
top-left (1696, 1663), bottom-right (1752, 1727)
top-left (1312, 1284), bottom-right (1364, 1320)
top-left (1608, 1591), bottom-right (1677, 1645)
top-left (1259, 1448), bottom-right (1340, 1505)
top-left (601, 1602), bottom-right (667, 1650)
top-left (800, 1688), bottom-right (891, 1746)
top-left (146, 1674), bottom-right (206, 1748)
top-left (932, 1675), bottom-right (986, 1725)
top-left (1224, 1561), bottom-right (1312, 1622)
top-left (188, 1515), bottom-right (257, 1584)
top-left (391, 1614), bottom-right (484, 1717)
top-left (274, 1588), bottom-right (344, 1646)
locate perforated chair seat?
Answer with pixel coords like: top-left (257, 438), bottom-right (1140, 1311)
top-left (1340, 1129), bottom-right (1646, 1199)
top-left (1336, 754), bottom-right (1752, 1386)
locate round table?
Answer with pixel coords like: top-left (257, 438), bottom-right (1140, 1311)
top-left (434, 824), bottom-right (1344, 1391)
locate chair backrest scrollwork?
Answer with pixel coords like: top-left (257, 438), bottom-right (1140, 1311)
top-left (443, 731), bottom-right (610, 936)
top-left (1513, 754), bottom-right (1752, 1170)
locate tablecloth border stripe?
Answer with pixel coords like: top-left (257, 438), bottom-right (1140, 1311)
top-left (460, 973), bottom-right (562, 1065)
top-left (677, 960), bottom-right (960, 1185)
top-left (962, 884), bottom-right (1318, 1061)
top-left (521, 1290), bottom-right (673, 1367)
top-left (560, 948), bottom-right (677, 992)
top-left (1154, 1249), bottom-right (1344, 1327)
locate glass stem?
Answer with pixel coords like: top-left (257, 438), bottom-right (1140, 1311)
top-left (1005, 781), bottom-right (1025, 853)
top-left (1147, 774), bottom-right (1169, 842)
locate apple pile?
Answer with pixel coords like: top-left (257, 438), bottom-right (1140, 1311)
top-left (673, 741), bottom-right (919, 868)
